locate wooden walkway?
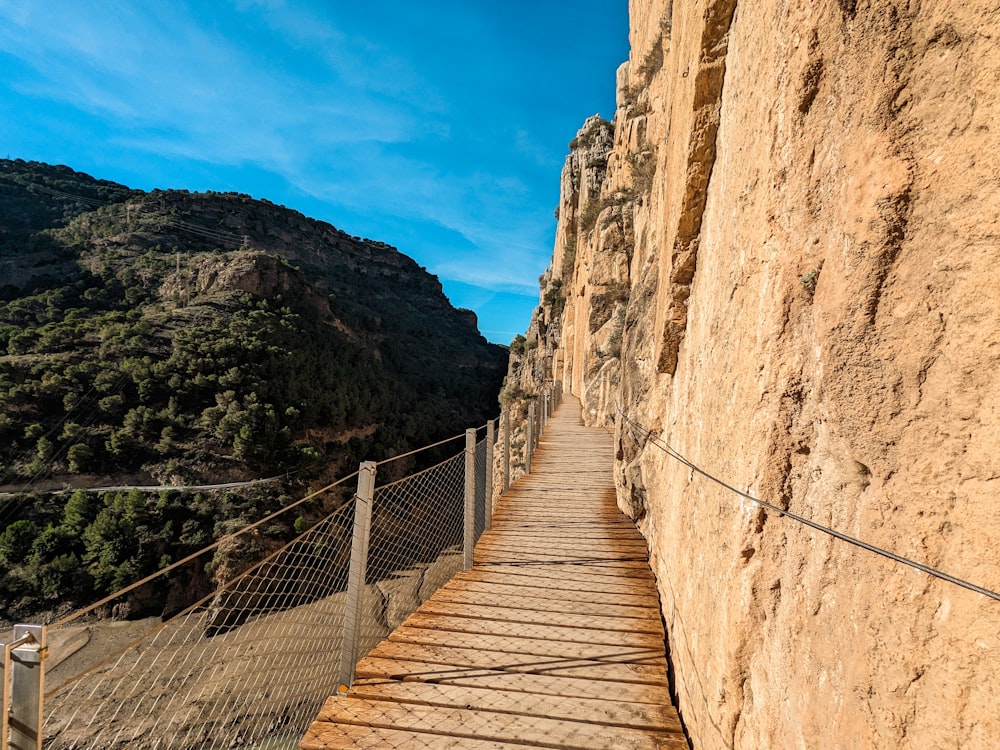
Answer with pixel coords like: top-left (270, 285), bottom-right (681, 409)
top-left (300, 395), bottom-right (686, 749)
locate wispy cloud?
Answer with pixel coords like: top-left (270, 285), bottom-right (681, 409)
top-left (0, 0), bottom-right (626, 340)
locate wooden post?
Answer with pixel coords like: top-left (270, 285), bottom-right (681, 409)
top-left (337, 461), bottom-right (376, 691)
top-left (463, 429), bottom-right (477, 569)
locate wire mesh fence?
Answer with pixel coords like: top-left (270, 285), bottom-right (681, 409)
top-left (3, 421), bottom-right (498, 750)
top-left (475, 436), bottom-right (489, 540)
top-left (495, 380), bottom-right (563, 495)
top-left (40, 487), bottom-right (359, 750)
top-left (352, 451), bottom-right (468, 664)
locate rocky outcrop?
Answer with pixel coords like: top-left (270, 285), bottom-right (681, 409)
top-left (506, 1), bottom-right (1000, 748)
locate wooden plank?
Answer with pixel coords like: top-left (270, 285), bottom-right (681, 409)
top-left (474, 557), bottom-right (651, 570)
top-left (367, 640), bottom-right (667, 684)
top-left (428, 588), bottom-right (658, 620)
top-left (451, 566), bottom-right (656, 589)
top-left (488, 524), bottom-right (631, 533)
top-left (474, 538), bottom-right (650, 554)
top-left (482, 528), bottom-right (647, 540)
top-left (480, 523), bottom-right (646, 545)
top-left (477, 556), bottom-right (651, 569)
top-left (480, 520), bottom-right (639, 531)
top-left (493, 502), bottom-right (621, 510)
top-left (300, 721), bottom-right (529, 749)
top-left (348, 680), bottom-right (683, 733)
top-left (473, 550), bottom-right (650, 565)
top-left (354, 656), bottom-right (674, 704)
top-left (501, 488), bottom-right (614, 493)
top-left (496, 495), bottom-right (620, 500)
top-left (494, 500), bottom-right (620, 507)
top-left (313, 696), bottom-right (687, 750)
top-left (495, 499), bottom-right (616, 505)
top-left (400, 611), bottom-right (666, 648)
top-left (437, 577), bottom-right (660, 607)
top-left (475, 560), bottom-right (654, 578)
top-left (489, 519), bottom-right (628, 528)
top-left (481, 542), bottom-right (643, 553)
top-left (388, 626), bottom-right (667, 665)
top-left (415, 600), bottom-right (664, 635)
top-left (493, 513), bottom-right (641, 524)
top-left (479, 529), bottom-right (644, 541)
top-left (448, 560), bottom-right (655, 580)
top-left (451, 568), bottom-right (659, 596)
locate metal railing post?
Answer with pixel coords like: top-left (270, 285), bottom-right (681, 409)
top-left (526, 403), bottom-right (535, 475)
top-left (485, 420), bottom-right (495, 531)
top-left (4, 624), bottom-right (46, 750)
top-left (541, 390), bottom-right (548, 428)
top-left (337, 461), bottom-right (376, 692)
top-left (463, 429), bottom-right (477, 569)
top-left (502, 412), bottom-right (510, 493)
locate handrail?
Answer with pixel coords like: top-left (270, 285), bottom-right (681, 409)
top-left (9, 402), bottom-right (567, 750)
top-left (31, 417), bottom-right (502, 750)
top-left (49, 469), bottom-right (362, 629)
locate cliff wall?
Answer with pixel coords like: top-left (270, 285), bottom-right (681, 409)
top-left (507, 1), bottom-right (1000, 747)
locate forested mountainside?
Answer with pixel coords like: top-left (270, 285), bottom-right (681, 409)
top-left (0, 158), bottom-right (506, 623)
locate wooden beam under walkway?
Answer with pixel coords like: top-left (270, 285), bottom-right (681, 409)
top-left (300, 394), bottom-right (687, 749)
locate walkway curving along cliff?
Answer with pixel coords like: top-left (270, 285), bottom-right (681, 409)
top-left (300, 395), bottom-right (686, 749)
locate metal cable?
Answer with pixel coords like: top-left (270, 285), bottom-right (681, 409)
top-left (374, 430), bottom-right (468, 468)
top-left (43, 498), bottom-right (359, 749)
top-left (49, 469), bottom-right (360, 628)
top-left (39, 433), bottom-right (488, 749)
top-left (617, 406), bottom-right (1000, 603)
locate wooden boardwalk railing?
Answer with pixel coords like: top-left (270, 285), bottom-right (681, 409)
top-left (300, 395), bottom-right (687, 749)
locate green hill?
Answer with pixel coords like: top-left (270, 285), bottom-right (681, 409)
top-left (0, 158), bottom-right (507, 622)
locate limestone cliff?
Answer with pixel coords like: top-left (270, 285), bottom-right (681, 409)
top-left (504, 1), bottom-right (1000, 748)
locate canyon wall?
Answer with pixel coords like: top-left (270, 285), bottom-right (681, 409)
top-left (508, 1), bottom-right (1000, 747)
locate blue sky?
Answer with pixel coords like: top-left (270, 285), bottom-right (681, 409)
top-left (0, 1), bottom-right (628, 344)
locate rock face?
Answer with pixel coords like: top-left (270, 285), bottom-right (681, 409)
top-left (505, 2), bottom-right (1000, 748)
